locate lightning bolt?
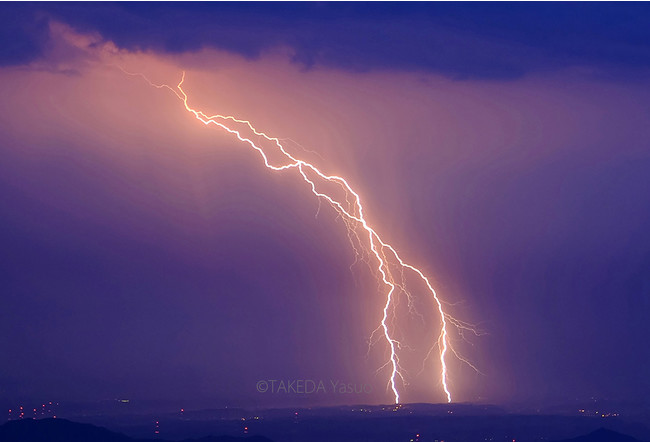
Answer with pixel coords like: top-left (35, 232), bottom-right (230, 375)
top-left (122, 68), bottom-right (480, 404)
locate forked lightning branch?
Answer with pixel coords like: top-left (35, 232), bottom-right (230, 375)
top-left (123, 68), bottom-right (481, 403)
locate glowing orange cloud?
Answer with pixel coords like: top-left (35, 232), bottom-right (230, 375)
top-left (122, 68), bottom-right (480, 403)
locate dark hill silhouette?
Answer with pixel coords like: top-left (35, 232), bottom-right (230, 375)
top-left (0, 419), bottom-right (132, 442)
top-left (0, 419), bottom-right (274, 442)
top-left (179, 437), bottom-right (274, 442)
top-left (554, 428), bottom-right (644, 442)
top-left (179, 438), bottom-right (274, 442)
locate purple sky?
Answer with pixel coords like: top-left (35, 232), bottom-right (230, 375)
top-left (1, 3), bottom-right (649, 409)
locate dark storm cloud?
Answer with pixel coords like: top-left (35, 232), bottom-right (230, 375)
top-left (1, 2), bottom-right (650, 408)
top-left (2, 2), bottom-right (650, 79)
top-left (0, 3), bottom-right (49, 66)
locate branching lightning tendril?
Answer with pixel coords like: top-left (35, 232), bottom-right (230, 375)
top-left (123, 68), bottom-right (481, 403)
